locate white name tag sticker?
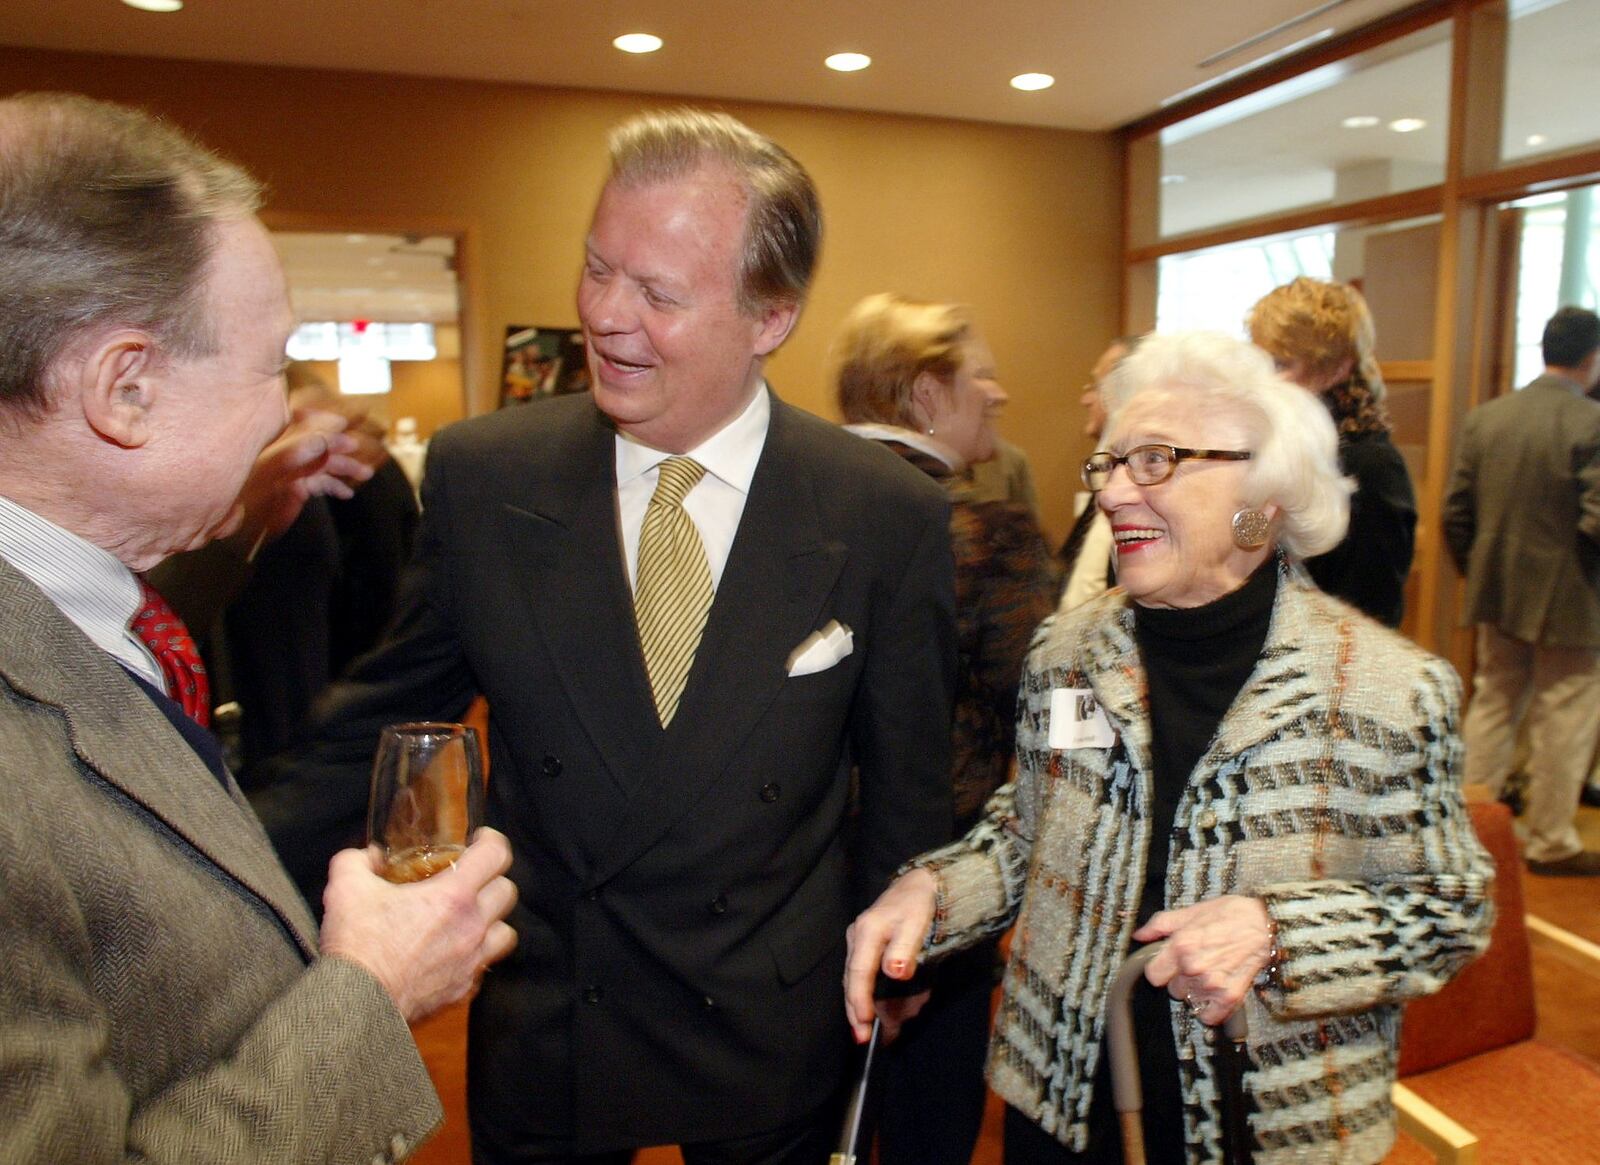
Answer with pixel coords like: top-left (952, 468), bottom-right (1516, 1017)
top-left (1049, 688), bottom-right (1116, 750)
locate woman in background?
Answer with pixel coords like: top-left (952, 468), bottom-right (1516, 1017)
top-left (835, 293), bottom-right (1058, 1165)
top-left (1248, 276), bottom-right (1416, 627)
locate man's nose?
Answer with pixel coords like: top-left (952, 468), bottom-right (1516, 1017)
top-left (581, 278), bottom-right (636, 333)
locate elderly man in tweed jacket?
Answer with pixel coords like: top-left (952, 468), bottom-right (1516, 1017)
top-left (0, 94), bottom-right (515, 1162)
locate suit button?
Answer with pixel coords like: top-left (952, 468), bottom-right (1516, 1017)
top-left (583, 888), bottom-right (599, 903)
top-left (389, 1134), bottom-right (408, 1159)
top-left (701, 995), bottom-right (717, 1012)
top-left (583, 984), bottom-right (603, 1004)
top-left (708, 894), bottom-right (728, 915)
top-left (759, 782), bottom-right (781, 803)
top-left (541, 755), bottom-right (563, 777)
top-left (1197, 810), bottom-right (1217, 830)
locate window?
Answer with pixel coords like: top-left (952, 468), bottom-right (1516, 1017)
top-left (1154, 22), bottom-right (1451, 238)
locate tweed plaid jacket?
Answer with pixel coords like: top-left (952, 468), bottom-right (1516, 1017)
top-left (914, 565), bottom-right (1493, 1164)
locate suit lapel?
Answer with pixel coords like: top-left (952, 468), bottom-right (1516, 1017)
top-left (0, 562), bottom-right (319, 956)
top-left (497, 402), bottom-right (660, 798)
top-left (590, 400), bottom-right (846, 885)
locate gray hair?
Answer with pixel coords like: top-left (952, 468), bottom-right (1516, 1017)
top-left (0, 92), bottom-right (262, 419)
top-left (606, 108), bottom-right (821, 315)
top-left (1104, 330), bottom-right (1352, 559)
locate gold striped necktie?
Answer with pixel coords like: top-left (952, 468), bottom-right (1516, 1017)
top-left (634, 456), bottom-right (712, 726)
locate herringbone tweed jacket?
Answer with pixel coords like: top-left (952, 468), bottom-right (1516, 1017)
top-left (914, 565), bottom-right (1493, 1164)
top-left (0, 558), bottom-right (440, 1162)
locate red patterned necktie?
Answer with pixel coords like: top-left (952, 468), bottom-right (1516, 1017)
top-left (130, 579), bottom-right (211, 728)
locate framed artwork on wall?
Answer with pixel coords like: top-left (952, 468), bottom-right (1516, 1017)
top-left (500, 325), bottom-right (590, 406)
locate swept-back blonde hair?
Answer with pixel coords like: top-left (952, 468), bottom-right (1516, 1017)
top-left (607, 108), bottom-right (821, 316)
top-left (833, 293), bottom-right (972, 428)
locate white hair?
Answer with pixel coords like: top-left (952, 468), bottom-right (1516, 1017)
top-left (1102, 330), bottom-right (1352, 559)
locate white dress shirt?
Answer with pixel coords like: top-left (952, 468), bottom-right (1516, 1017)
top-left (615, 386), bottom-right (771, 593)
top-left (0, 494), bottom-right (164, 688)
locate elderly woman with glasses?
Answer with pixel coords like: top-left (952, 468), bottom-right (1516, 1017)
top-left (844, 331), bottom-right (1492, 1165)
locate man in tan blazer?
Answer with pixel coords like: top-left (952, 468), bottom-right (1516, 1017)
top-left (1444, 305), bottom-right (1600, 875)
top-left (0, 93), bottom-right (517, 1161)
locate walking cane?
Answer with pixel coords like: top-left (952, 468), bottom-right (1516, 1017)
top-left (1105, 943), bottom-right (1252, 1165)
top-left (829, 1016), bottom-right (882, 1165)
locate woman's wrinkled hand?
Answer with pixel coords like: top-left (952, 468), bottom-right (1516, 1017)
top-left (843, 867), bottom-right (939, 1043)
top-left (1133, 895), bottom-right (1273, 1026)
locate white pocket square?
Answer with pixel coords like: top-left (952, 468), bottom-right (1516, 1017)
top-left (786, 620), bottom-right (854, 677)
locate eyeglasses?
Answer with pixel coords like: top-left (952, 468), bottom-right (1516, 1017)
top-left (1080, 444), bottom-right (1251, 491)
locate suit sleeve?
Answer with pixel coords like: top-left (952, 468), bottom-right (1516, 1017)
top-left (1442, 422), bottom-right (1478, 573)
top-left (0, 820), bottom-right (440, 1163)
top-left (1574, 411), bottom-right (1600, 547)
top-left (847, 490), bottom-right (959, 907)
top-left (247, 434), bottom-right (479, 896)
top-left (1255, 655), bottom-right (1494, 1019)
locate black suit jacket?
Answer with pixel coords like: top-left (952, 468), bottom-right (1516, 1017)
top-left (255, 390), bottom-right (957, 1153)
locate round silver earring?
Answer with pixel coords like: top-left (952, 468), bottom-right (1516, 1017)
top-left (1232, 508), bottom-right (1271, 549)
top-left (926, 426), bottom-right (936, 437)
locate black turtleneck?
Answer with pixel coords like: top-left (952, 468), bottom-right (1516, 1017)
top-left (1132, 557), bottom-right (1278, 925)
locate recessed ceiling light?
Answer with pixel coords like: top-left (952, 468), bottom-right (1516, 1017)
top-left (122, 0), bottom-right (183, 10)
top-left (825, 52), bottom-right (872, 73)
top-left (1526, 133), bottom-right (1548, 147)
top-left (1388, 117), bottom-right (1427, 133)
top-left (1160, 174), bottom-right (1188, 185)
top-left (612, 33), bottom-right (663, 54)
top-left (1341, 115), bottom-right (1380, 129)
top-left (1010, 73), bottom-right (1055, 92)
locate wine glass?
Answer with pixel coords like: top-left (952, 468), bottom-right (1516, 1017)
top-left (367, 722), bottom-right (485, 883)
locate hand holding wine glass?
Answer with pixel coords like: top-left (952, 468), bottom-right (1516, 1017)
top-left (321, 722), bottom-right (514, 1022)
top-left (367, 722), bottom-right (485, 883)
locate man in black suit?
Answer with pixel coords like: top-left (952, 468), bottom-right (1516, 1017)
top-left (257, 109), bottom-right (956, 1164)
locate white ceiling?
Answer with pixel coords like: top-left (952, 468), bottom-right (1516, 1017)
top-left (272, 232), bottom-right (460, 324)
top-left (0, 0), bottom-right (1424, 132)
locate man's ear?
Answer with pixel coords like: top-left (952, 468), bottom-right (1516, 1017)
top-left (79, 332), bottom-right (156, 448)
top-left (752, 299), bottom-right (801, 357)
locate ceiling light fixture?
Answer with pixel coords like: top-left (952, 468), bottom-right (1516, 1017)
top-left (1526, 132), bottom-right (1548, 147)
top-left (1160, 174), bottom-right (1188, 185)
top-left (1010, 73), bottom-right (1055, 92)
top-left (122, 0), bottom-right (183, 10)
top-left (824, 52), bottom-right (871, 72)
top-left (1341, 115), bottom-right (1380, 128)
top-left (612, 33), bottom-right (663, 54)
top-left (1388, 117), bottom-right (1427, 133)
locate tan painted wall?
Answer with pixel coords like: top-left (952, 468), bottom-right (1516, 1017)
top-left (3, 47), bottom-right (1122, 542)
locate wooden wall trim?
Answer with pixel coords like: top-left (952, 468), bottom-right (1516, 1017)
top-left (1124, 188), bottom-right (1444, 264)
top-left (1118, 0), bottom-right (1454, 142)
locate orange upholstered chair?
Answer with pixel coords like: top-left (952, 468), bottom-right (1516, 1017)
top-left (1386, 800), bottom-right (1600, 1164)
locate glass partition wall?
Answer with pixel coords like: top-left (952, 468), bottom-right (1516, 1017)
top-left (1121, 0), bottom-right (1600, 670)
